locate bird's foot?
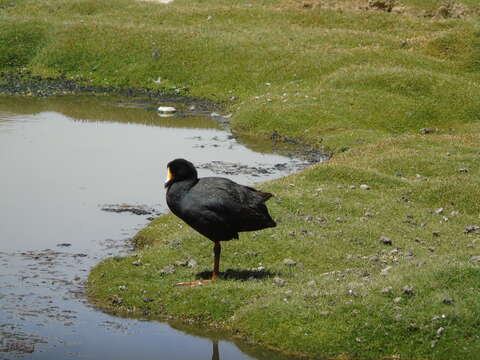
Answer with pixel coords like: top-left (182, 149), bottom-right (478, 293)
top-left (175, 279), bottom-right (213, 287)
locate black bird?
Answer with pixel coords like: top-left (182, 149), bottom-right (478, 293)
top-left (164, 158), bottom-right (276, 286)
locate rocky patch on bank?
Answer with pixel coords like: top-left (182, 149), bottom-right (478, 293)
top-left (0, 71), bottom-right (220, 112)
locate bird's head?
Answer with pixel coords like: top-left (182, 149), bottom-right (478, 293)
top-left (164, 158), bottom-right (198, 189)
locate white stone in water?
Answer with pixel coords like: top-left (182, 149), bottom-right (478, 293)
top-left (157, 106), bottom-right (176, 113)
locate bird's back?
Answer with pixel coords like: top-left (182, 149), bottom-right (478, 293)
top-left (170, 177), bottom-right (276, 241)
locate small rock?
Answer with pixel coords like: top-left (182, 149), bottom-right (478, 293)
top-left (273, 277), bottom-right (286, 286)
top-left (469, 256), bottom-right (480, 263)
top-left (381, 266), bottom-right (392, 276)
top-left (56, 243), bottom-right (71, 247)
top-left (393, 297), bottom-right (402, 303)
top-left (442, 297), bottom-right (454, 305)
top-left (360, 217), bottom-right (369, 222)
top-left (118, 285), bottom-right (128, 291)
top-left (403, 285), bottom-right (415, 295)
top-left (157, 106), bottom-right (176, 114)
top-left (131, 260), bottom-right (142, 266)
top-left (420, 127), bottom-right (436, 135)
top-left (465, 225), bottom-right (480, 234)
top-left (158, 265), bottom-right (176, 275)
top-left (380, 236), bottom-right (393, 246)
top-left (349, 185), bottom-right (356, 189)
top-left (450, 210), bottom-right (459, 216)
top-left (187, 259), bottom-right (197, 268)
top-left (360, 184), bottom-right (371, 190)
top-left (459, 168), bottom-right (469, 173)
top-left (283, 258), bottom-right (297, 266)
top-left (436, 327), bottom-right (445, 336)
top-left (432, 314), bottom-right (447, 322)
top-left (434, 208), bottom-right (444, 215)
top-left (336, 217), bottom-right (346, 223)
top-left (381, 286), bottom-right (393, 294)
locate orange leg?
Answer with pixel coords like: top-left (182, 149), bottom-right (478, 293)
top-left (175, 241), bottom-right (221, 287)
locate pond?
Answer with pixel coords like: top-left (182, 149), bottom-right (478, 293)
top-left (0, 95), bottom-right (317, 359)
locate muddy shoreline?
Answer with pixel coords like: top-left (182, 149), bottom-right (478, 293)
top-left (0, 71), bottom-right (221, 113)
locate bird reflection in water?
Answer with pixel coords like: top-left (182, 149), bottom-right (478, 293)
top-left (212, 340), bottom-right (219, 360)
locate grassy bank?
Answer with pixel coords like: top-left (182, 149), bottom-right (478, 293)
top-left (2, 0), bottom-right (480, 358)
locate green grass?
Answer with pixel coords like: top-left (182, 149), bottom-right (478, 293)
top-left (2, 0), bottom-right (480, 358)
top-left (89, 132), bottom-right (480, 359)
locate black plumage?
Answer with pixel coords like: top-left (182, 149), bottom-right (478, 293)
top-left (164, 158), bottom-right (276, 285)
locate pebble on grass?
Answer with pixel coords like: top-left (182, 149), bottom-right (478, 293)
top-left (381, 286), bottom-right (393, 294)
top-left (403, 285), bottom-right (415, 295)
top-left (381, 266), bottom-right (392, 276)
top-left (158, 265), bottom-right (176, 275)
top-left (465, 225), bottom-right (480, 234)
top-left (380, 236), bottom-right (393, 245)
top-left (469, 256), bottom-right (480, 263)
top-left (283, 258), bottom-right (297, 266)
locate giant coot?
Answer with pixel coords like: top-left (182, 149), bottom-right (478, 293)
top-left (164, 158), bottom-right (276, 286)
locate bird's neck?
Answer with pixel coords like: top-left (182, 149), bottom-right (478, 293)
top-left (167, 179), bottom-right (197, 199)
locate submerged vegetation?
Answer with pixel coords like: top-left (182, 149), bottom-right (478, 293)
top-left (2, 0), bottom-right (480, 358)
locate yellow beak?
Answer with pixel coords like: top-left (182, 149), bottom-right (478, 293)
top-left (165, 167), bottom-right (173, 186)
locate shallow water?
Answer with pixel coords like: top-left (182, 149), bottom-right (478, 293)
top-left (0, 96), bottom-right (308, 359)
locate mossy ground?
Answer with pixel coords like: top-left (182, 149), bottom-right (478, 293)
top-left (2, 0), bottom-right (480, 358)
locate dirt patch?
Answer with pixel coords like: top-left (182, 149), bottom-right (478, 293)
top-left (283, 0), bottom-right (476, 18)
